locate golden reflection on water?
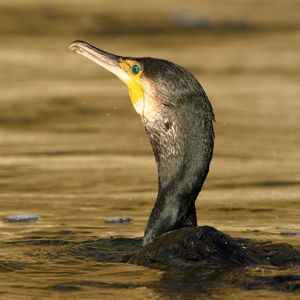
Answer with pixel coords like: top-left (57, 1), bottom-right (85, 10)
top-left (0, 1), bottom-right (300, 299)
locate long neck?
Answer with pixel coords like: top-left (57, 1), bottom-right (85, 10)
top-left (142, 105), bottom-right (214, 245)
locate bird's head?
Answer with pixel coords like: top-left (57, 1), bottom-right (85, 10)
top-left (68, 40), bottom-right (212, 125)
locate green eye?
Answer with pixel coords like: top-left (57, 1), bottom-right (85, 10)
top-left (131, 64), bottom-right (140, 75)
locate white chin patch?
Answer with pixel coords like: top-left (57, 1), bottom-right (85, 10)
top-left (133, 96), bottom-right (160, 122)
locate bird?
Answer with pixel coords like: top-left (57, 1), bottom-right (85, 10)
top-left (68, 40), bottom-right (214, 244)
top-left (68, 40), bottom-right (262, 267)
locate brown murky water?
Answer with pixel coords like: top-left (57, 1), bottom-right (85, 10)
top-left (1, 2), bottom-right (300, 298)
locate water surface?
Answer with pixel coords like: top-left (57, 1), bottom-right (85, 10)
top-left (0, 17), bottom-right (300, 300)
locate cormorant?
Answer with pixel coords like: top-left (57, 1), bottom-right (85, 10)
top-left (68, 41), bottom-right (300, 268)
top-left (68, 40), bottom-right (214, 246)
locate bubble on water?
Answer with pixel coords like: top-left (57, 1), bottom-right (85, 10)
top-left (280, 231), bottom-right (300, 237)
top-left (6, 214), bottom-right (40, 223)
top-left (105, 217), bottom-right (132, 224)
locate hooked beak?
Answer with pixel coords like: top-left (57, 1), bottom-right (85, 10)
top-left (68, 40), bottom-right (131, 82)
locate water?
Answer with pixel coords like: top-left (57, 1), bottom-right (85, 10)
top-left (1, 9), bottom-right (300, 299)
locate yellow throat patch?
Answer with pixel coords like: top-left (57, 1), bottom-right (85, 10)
top-left (119, 59), bottom-right (144, 106)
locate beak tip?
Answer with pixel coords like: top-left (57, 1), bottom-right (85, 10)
top-left (68, 40), bottom-right (86, 53)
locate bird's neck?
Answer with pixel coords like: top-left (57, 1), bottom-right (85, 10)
top-left (142, 110), bottom-right (214, 245)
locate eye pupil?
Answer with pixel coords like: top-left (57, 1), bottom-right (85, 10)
top-left (132, 64), bottom-right (140, 75)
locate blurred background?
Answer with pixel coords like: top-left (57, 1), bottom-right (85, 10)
top-left (1, 0), bottom-right (300, 238)
top-left (0, 0), bottom-right (300, 297)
